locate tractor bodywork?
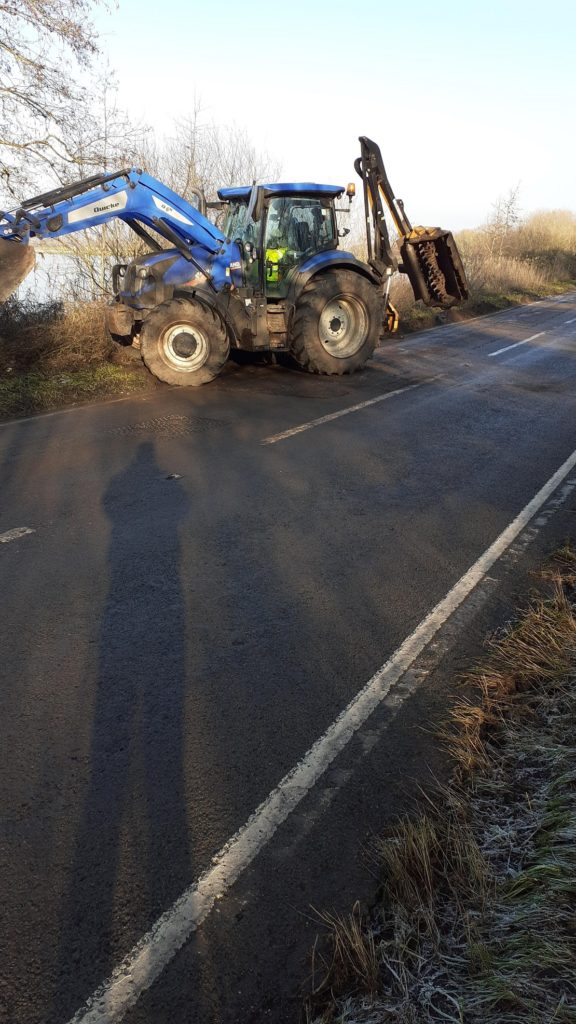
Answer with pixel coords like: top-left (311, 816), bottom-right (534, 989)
top-left (107, 181), bottom-right (378, 357)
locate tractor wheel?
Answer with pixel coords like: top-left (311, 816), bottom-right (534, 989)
top-left (290, 270), bottom-right (380, 375)
top-left (139, 298), bottom-right (229, 386)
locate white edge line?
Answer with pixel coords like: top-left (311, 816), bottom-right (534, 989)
top-left (488, 331), bottom-right (546, 358)
top-left (564, 318), bottom-right (576, 325)
top-left (68, 442), bottom-right (576, 1024)
top-left (261, 380), bottom-right (429, 445)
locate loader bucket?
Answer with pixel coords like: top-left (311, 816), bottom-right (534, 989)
top-left (0, 238), bottom-right (35, 302)
top-left (400, 228), bottom-right (468, 309)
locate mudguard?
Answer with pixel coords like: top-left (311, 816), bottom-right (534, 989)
top-left (286, 250), bottom-right (380, 307)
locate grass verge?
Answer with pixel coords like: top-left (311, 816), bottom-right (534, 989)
top-left (304, 546), bottom-right (576, 1024)
top-left (0, 364), bottom-right (151, 420)
top-left (0, 296), bottom-right (155, 419)
top-left (394, 279), bottom-right (576, 336)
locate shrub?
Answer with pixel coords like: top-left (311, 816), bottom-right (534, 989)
top-left (0, 297), bottom-right (113, 373)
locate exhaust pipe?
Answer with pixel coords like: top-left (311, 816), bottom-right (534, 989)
top-left (0, 239), bottom-right (36, 302)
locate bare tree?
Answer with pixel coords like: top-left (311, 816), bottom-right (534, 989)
top-left (15, 87), bottom-right (280, 301)
top-left (53, 72), bottom-right (149, 298)
top-left (484, 184), bottom-right (522, 258)
top-left (159, 107), bottom-right (281, 202)
top-left (0, 0), bottom-right (106, 195)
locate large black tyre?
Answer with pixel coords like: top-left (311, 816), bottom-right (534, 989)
top-left (290, 269), bottom-right (380, 375)
top-left (139, 297), bottom-right (229, 386)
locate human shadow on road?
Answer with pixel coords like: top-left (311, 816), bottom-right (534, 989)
top-left (53, 441), bottom-right (191, 1020)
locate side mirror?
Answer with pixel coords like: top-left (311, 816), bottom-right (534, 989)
top-left (243, 240), bottom-right (256, 262)
top-left (338, 228), bottom-right (350, 238)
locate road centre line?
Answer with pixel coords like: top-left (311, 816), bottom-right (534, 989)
top-left (261, 381), bottom-right (429, 445)
top-left (67, 443), bottom-right (576, 1024)
top-left (488, 331), bottom-right (546, 358)
top-left (565, 318), bottom-right (576, 325)
top-left (0, 526), bottom-right (35, 543)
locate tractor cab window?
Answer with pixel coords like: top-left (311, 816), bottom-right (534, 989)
top-left (223, 202), bottom-right (258, 246)
top-left (264, 197), bottom-right (335, 297)
top-left (223, 202), bottom-right (245, 240)
top-left (223, 200), bottom-right (261, 286)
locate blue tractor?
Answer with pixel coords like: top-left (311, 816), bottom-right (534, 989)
top-left (0, 137), bottom-right (468, 387)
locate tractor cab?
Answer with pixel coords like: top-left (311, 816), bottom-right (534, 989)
top-left (218, 183), bottom-right (343, 299)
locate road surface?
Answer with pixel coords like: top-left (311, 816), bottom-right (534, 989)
top-left (1, 294), bottom-right (576, 1024)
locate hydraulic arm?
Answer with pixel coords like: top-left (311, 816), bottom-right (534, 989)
top-left (0, 168), bottom-right (227, 300)
top-left (355, 136), bottom-right (468, 308)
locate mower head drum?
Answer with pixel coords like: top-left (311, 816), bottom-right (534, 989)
top-left (400, 228), bottom-right (468, 309)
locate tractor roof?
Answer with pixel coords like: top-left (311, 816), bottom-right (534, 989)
top-left (217, 183), bottom-right (344, 202)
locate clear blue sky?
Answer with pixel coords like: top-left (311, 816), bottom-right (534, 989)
top-left (94, 0), bottom-right (576, 228)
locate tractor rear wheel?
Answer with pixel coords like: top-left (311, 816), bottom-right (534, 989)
top-left (140, 297), bottom-right (229, 386)
top-left (290, 270), bottom-right (380, 375)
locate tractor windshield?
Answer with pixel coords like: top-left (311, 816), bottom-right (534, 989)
top-left (264, 197), bottom-right (335, 297)
top-left (265, 197), bottom-right (335, 255)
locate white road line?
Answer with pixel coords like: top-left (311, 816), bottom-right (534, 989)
top-left (488, 331), bottom-right (546, 358)
top-left (0, 526), bottom-right (35, 543)
top-left (68, 443), bottom-right (576, 1024)
top-left (261, 381), bottom-right (428, 445)
top-left (565, 318), bottom-right (576, 325)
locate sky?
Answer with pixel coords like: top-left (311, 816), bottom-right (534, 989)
top-left (93, 0), bottom-right (575, 230)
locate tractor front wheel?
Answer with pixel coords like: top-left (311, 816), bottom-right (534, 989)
top-left (290, 270), bottom-right (380, 375)
top-left (140, 298), bottom-right (229, 386)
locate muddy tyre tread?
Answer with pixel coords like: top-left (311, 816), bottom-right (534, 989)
top-left (140, 297), bottom-right (229, 387)
top-left (290, 270), bottom-right (380, 376)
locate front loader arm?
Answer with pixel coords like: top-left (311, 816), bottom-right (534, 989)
top-left (355, 136), bottom-right (468, 309)
top-left (0, 168), bottom-right (226, 300)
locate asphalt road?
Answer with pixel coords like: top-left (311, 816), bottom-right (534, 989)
top-left (2, 294), bottom-right (576, 1024)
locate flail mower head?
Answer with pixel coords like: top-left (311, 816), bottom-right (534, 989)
top-left (0, 238), bottom-right (35, 302)
top-left (355, 137), bottom-right (469, 311)
top-left (400, 227), bottom-right (468, 309)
